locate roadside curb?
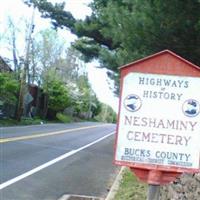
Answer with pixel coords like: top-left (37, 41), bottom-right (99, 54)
top-left (57, 194), bottom-right (103, 200)
top-left (57, 167), bottom-right (125, 200)
top-left (105, 167), bottom-right (126, 200)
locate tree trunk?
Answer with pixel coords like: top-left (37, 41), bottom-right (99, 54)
top-left (43, 94), bottom-right (48, 119)
top-left (35, 85), bottom-right (41, 116)
top-left (16, 74), bottom-right (25, 121)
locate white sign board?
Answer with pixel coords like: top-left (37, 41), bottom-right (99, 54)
top-left (115, 73), bottom-right (200, 169)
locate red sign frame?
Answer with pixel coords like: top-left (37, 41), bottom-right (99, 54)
top-left (114, 50), bottom-right (200, 185)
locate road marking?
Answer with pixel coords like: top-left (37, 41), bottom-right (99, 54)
top-left (0, 124), bottom-right (109, 143)
top-left (0, 131), bottom-right (115, 190)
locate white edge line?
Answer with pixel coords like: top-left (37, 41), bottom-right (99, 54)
top-left (0, 131), bottom-right (115, 190)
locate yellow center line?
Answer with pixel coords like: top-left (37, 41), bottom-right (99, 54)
top-left (0, 124), bottom-right (108, 143)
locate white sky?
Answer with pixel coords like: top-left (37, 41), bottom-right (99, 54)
top-left (0, 0), bottom-right (119, 112)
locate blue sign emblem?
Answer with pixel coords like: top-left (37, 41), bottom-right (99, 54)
top-left (182, 99), bottom-right (200, 117)
top-left (124, 94), bottom-right (142, 112)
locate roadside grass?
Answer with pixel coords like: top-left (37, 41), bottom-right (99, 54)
top-left (56, 113), bottom-right (73, 123)
top-left (0, 112), bottom-right (108, 127)
top-left (114, 168), bottom-right (147, 200)
top-left (0, 117), bottom-right (45, 127)
top-left (0, 115), bottom-right (87, 127)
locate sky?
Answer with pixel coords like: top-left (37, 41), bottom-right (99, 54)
top-left (0, 0), bottom-right (119, 112)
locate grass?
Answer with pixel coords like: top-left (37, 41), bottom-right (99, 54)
top-left (0, 112), bottom-right (105, 127)
top-left (0, 117), bottom-right (45, 127)
top-left (0, 114), bottom-right (80, 127)
top-left (114, 168), bottom-right (147, 200)
top-left (56, 113), bottom-right (72, 123)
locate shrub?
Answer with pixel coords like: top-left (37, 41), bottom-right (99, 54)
top-left (56, 112), bottom-right (72, 123)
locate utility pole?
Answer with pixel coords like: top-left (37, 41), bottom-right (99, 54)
top-left (24, 5), bottom-right (35, 85)
top-left (16, 6), bottom-right (35, 121)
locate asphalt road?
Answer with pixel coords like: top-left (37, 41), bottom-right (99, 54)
top-left (0, 122), bottom-right (117, 200)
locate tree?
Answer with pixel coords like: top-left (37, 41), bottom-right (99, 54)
top-left (24, 0), bottom-right (200, 71)
top-left (2, 14), bottom-right (37, 120)
top-left (47, 75), bottom-right (71, 114)
top-left (4, 15), bottom-right (35, 77)
top-left (30, 29), bottom-right (66, 118)
top-left (95, 103), bottom-right (116, 123)
top-left (53, 47), bottom-right (87, 85)
top-left (25, 27), bottom-right (101, 120)
top-left (6, 18), bottom-right (20, 74)
top-left (72, 75), bottom-right (101, 119)
top-left (2, 11), bottom-right (103, 121)
top-left (0, 72), bottom-right (19, 116)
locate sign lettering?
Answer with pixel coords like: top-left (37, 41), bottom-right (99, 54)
top-left (115, 73), bottom-right (200, 169)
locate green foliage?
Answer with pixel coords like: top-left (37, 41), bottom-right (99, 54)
top-left (95, 103), bottom-right (116, 123)
top-left (91, 97), bottom-right (101, 117)
top-left (3, 12), bottom-right (105, 122)
top-left (0, 72), bottom-right (19, 105)
top-left (114, 168), bottom-right (147, 200)
top-left (30, 29), bottom-right (101, 120)
top-left (89, 0), bottom-right (200, 67)
top-left (75, 75), bottom-right (91, 112)
top-left (56, 112), bottom-right (72, 123)
top-left (26, 0), bottom-right (200, 71)
top-left (19, 117), bottom-right (44, 125)
top-left (24, 0), bottom-right (76, 30)
top-left (74, 75), bottom-right (101, 118)
top-left (34, 29), bottom-right (65, 69)
top-left (47, 78), bottom-right (71, 113)
top-left (0, 117), bottom-right (44, 127)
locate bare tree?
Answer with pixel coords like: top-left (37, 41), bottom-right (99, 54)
top-left (16, 6), bottom-right (35, 121)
